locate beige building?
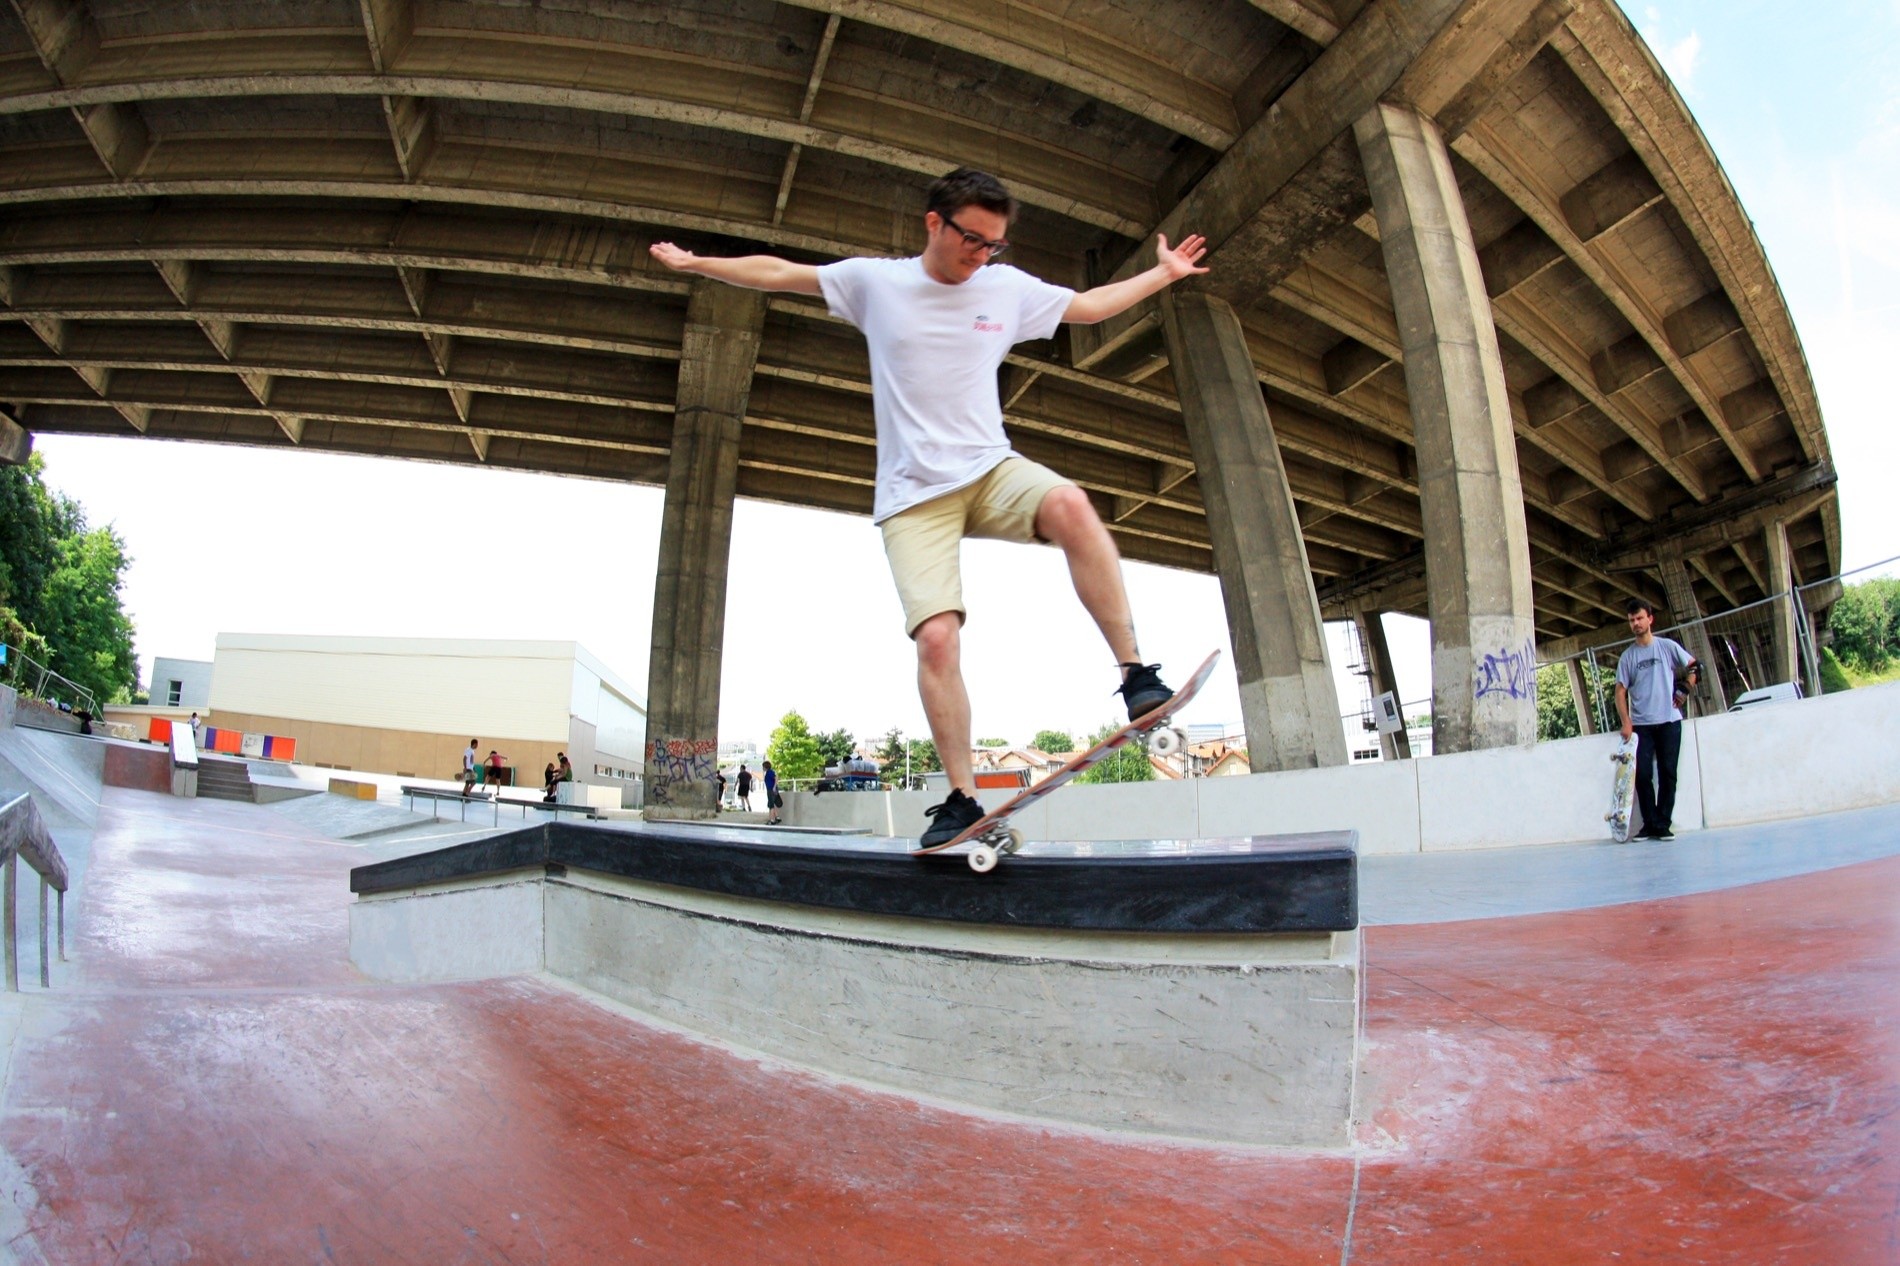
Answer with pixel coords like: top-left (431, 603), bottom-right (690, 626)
top-left (207, 633), bottom-right (646, 791)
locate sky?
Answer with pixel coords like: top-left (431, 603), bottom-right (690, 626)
top-left (26, 2), bottom-right (1900, 752)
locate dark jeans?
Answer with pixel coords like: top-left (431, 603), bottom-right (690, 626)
top-left (1632, 720), bottom-right (1682, 833)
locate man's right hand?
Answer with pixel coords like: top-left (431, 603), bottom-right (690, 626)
top-left (649, 241), bottom-right (697, 272)
top-left (1620, 721), bottom-right (1634, 740)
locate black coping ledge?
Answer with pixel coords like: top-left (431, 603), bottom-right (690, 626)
top-left (349, 821), bottom-right (1359, 934)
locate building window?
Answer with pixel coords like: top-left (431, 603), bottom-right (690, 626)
top-left (167, 680), bottom-right (183, 706)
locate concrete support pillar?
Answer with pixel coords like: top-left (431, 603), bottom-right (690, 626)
top-left (1355, 101), bottom-right (1538, 753)
top-left (1657, 554), bottom-right (1726, 713)
top-left (1352, 608), bottom-right (1412, 760)
top-left (1564, 659), bottom-right (1597, 735)
top-left (0, 411), bottom-right (28, 466)
top-left (1762, 519), bottom-right (1800, 687)
top-left (643, 281), bottom-right (767, 819)
top-left (1159, 291), bottom-right (1348, 771)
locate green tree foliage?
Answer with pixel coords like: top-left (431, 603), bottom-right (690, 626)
top-left (1075, 719), bottom-right (1155, 785)
top-left (815, 727), bottom-right (856, 768)
top-left (766, 711), bottom-right (824, 781)
top-left (0, 456), bottom-right (138, 705)
top-left (1818, 645), bottom-right (1854, 694)
top-left (875, 727), bottom-right (906, 764)
top-left (1827, 577), bottom-right (1900, 672)
top-left (1535, 663), bottom-right (1580, 742)
top-left (975, 736), bottom-right (1008, 748)
top-left (905, 738), bottom-right (940, 775)
top-left (1031, 729), bottom-right (1074, 754)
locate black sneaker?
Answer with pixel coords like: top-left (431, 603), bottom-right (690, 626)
top-left (1116, 662), bottom-right (1174, 722)
top-left (1652, 826), bottom-right (1675, 841)
top-left (919, 788), bottom-right (984, 849)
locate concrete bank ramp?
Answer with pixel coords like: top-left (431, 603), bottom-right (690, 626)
top-left (0, 724), bottom-right (104, 834)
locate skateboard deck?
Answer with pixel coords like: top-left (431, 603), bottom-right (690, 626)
top-left (912, 650), bottom-right (1222, 872)
top-left (1605, 733), bottom-right (1638, 842)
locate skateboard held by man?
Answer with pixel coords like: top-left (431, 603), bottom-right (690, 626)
top-left (1605, 733), bottom-right (1638, 842)
top-left (912, 649), bottom-right (1222, 872)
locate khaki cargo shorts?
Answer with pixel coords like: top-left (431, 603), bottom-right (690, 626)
top-left (881, 456), bottom-right (1075, 636)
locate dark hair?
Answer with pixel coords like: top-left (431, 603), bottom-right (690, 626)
top-left (926, 168), bottom-right (1016, 224)
top-left (1625, 598), bottom-right (1656, 618)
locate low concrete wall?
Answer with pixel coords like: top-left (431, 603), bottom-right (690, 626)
top-left (351, 870), bottom-right (1359, 1148)
top-left (103, 740), bottom-right (173, 794)
top-left (786, 680), bottom-right (1900, 853)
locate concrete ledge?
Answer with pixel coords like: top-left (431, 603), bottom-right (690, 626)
top-left (103, 740), bottom-right (172, 794)
top-left (328, 777), bottom-right (379, 800)
top-left (348, 864), bottom-right (1359, 1147)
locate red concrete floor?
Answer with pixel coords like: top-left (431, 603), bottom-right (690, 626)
top-left (3, 787), bottom-right (1896, 1263)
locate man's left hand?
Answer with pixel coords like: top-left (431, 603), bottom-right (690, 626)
top-left (1156, 233), bottom-right (1210, 281)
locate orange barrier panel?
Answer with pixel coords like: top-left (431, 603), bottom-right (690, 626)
top-left (150, 717), bottom-right (173, 743)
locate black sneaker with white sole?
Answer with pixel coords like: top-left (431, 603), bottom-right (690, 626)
top-left (919, 787), bottom-right (984, 849)
top-left (1115, 662), bottom-right (1175, 722)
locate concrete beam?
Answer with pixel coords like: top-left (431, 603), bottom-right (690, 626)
top-left (1160, 290), bottom-right (1348, 772)
top-left (644, 280), bottom-right (766, 819)
top-left (1356, 101), bottom-right (1537, 752)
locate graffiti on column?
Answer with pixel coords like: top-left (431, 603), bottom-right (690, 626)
top-left (646, 736), bottom-right (717, 805)
top-left (1472, 637), bottom-right (1538, 702)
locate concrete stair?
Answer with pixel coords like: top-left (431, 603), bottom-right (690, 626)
top-left (197, 757), bottom-right (256, 803)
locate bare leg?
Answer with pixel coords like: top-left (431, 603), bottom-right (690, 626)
top-left (1035, 485), bottom-right (1142, 671)
top-left (914, 611), bottom-right (975, 793)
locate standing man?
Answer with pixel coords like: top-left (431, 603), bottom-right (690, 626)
top-left (462, 739), bottom-right (479, 796)
top-left (1614, 599), bottom-right (1699, 841)
top-left (762, 759), bottom-right (781, 825)
top-left (650, 167), bottom-right (1209, 847)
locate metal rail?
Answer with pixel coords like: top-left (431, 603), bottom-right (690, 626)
top-left (0, 793), bottom-right (69, 991)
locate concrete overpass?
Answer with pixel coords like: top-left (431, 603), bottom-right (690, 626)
top-left (0, 0), bottom-right (1838, 810)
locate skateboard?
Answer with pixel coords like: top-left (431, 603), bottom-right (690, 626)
top-left (912, 650), bottom-right (1222, 873)
top-left (1605, 733), bottom-right (1638, 842)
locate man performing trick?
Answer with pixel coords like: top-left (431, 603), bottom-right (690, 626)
top-left (650, 168), bottom-right (1209, 848)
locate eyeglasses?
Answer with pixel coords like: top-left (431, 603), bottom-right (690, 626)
top-left (938, 211), bottom-right (1010, 258)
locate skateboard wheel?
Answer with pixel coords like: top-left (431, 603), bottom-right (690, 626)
top-left (969, 845), bottom-right (999, 874)
top-left (1150, 726), bottom-right (1184, 756)
top-left (1003, 827), bottom-right (1024, 855)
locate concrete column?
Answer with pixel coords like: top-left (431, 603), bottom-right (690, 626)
top-left (1159, 291), bottom-right (1348, 771)
top-left (0, 411), bottom-right (28, 466)
top-left (1352, 608), bottom-right (1412, 759)
top-left (1762, 519), bottom-right (1800, 687)
top-left (1355, 101), bottom-right (1538, 753)
top-left (1564, 659), bottom-right (1597, 735)
top-left (1657, 554), bottom-right (1726, 713)
top-left (643, 281), bottom-right (767, 819)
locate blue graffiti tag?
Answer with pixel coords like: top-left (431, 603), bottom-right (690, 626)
top-left (1473, 637), bottom-right (1538, 701)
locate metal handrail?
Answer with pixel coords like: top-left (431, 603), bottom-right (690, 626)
top-left (0, 793), bottom-right (68, 991)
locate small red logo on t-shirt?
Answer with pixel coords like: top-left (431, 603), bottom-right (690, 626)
top-left (973, 313), bottom-right (1004, 332)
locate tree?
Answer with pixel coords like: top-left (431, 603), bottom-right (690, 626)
top-left (875, 727), bottom-right (906, 764)
top-left (1828, 578), bottom-right (1900, 672)
top-left (1075, 720), bottom-right (1155, 785)
top-left (0, 456), bottom-right (137, 705)
top-left (976, 737), bottom-right (1008, 748)
top-left (816, 727), bottom-right (856, 767)
top-left (1031, 729), bottom-right (1074, 754)
top-left (766, 711), bottom-right (824, 781)
top-left (1534, 663), bottom-right (1579, 742)
top-left (1818, 645), bottom-right (1853, 694)
top-left (906, 738), bottom-right (940, 775)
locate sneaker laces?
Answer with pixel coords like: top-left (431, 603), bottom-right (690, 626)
top-left (1114, 663), bottom-right (1162, 697)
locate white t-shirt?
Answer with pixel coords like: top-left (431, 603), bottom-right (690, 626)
top-left (817, 256), bottom-right (1074, 522)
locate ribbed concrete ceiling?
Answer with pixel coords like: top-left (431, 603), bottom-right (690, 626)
top-left (0, 0), bottom-right (1838, 642)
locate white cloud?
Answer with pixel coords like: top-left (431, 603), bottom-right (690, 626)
top-left (1640, 9), bottom-right (1703, 91)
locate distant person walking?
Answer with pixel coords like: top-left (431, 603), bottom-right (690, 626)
top-left (1615, 599), bottom-right (1699, 841)
top-left (736, 764), bottom-right (754, 812)
top-left (463, 739), bottom-right (479, 795)
top-left (762, 759), bottom-right (781, 825)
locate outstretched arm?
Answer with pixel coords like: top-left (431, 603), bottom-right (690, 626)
top-left (1062, 233), bottom-right (1210, 325)
top-left (649, 242), bottom-right (823, 295)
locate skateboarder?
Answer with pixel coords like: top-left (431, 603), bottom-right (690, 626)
top-left (1614, 599), bottom-right (1699, 841)
top-left (650, 168), bottom-right (1209, 848)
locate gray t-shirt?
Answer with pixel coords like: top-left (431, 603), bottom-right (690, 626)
top-left (1616, 635), bottom-right (1693, 726)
